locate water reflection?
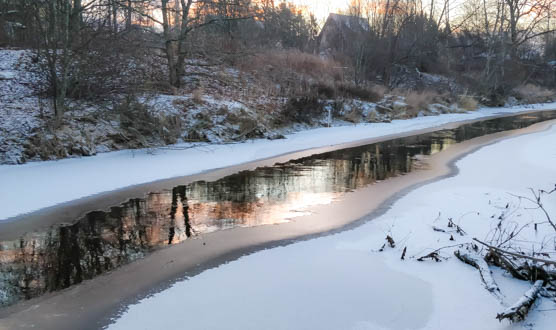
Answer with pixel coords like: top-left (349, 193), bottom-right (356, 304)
top-left (1, 111), bottom-right (555, 306)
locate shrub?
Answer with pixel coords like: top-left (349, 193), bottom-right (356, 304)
top-left (282, 96), bottom-right (324, 124)
top-left (337, 83), bottom-right (382, 102)
top-left (24, 131), bottom-right (68, 161)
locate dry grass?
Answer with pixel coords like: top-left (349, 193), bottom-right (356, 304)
top-left (337, 83), bottom-right (385, 102)
top-left (370, 85), bottom-right (388, 100)
top-left (513, 84), bottom-right (555, 104)
top-left (344, 105), bottom-right (363, 123)
top-left (315, 81), bottom-right (336, 98)
top-left (192, 89), bottom-right (205, 104)
top-left (457, 94), bottom-right (479, 111)
top-left (239, 50), bottom-right (343, 99)
top-left (403, 90), bottom-right (440, 115)
top-left (159, 114), bottom-right (183, 144)
top-left (244, 50), bottom-right (343, 81)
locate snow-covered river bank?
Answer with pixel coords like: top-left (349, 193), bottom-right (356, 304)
top-left (2, 103), bottom-right (556, 221)
top-left (108, 117), bottom-right (556, 330)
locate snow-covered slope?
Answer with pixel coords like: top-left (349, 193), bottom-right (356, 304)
top-left (0, 50), bottom-right (43, 164)
top-left (108, 114), bottom-right (556, 330)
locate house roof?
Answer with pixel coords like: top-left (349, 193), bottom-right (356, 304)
top-left (325, 13), bottom-right (369, 33)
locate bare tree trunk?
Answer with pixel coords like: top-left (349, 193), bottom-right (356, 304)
top-left (506, 0), bottom-right (518, 59)
top-left (175, 0), bottom-right (194, 87)
top-left (72, 0), bottom-right (82, 30)
top-left (113, 0), bottom-right (118, 32)
top-left (57, 0), bottom-right (72, 124)
top-left (174, 0), bottom-right (180, 27)
top-left (161, 0), bottom-right (181, 87)
top-left (71, 0), bottom-right (82, 44)
top-left (126, 0), bottom-right (132, 29)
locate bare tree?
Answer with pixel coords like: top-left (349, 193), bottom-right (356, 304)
top-left (505, 0), bottom-right (556, 58)
top-left (31, 0), bottom-right (78, 122)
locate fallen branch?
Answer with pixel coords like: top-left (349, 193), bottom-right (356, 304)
top-left (432, 226), bottom-right (446, 233)
top-left (496, 280), bottom-right (544, 322)
top-left (455, 249), bottom-right (500, 294)
top-left (474, 238), bottom-right (556, 266)
top-left (414, 244), bottom-right (465, 262)
top-left (417, 251), bottom-right (443, 262)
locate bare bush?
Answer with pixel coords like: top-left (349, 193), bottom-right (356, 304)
top-left (370, 85), bottom-right (388, 100)
top-left (246, 50), bottom-right (342, 80)
top-left (117, 96), bottom-right (182, 147)
top-left (513, 84), bottom-right (555, 104)
top-left (239, 50), bottom-right (343, 98)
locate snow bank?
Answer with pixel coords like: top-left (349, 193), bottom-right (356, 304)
top-left (108, 115), bottom-right (556, 330)
top-left (1, 104), bottom-right (556, 220)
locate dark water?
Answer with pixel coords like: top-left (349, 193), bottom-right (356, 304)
top-left (1, 111), bottom-right (555, 306)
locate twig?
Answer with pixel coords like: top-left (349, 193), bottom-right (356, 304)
top-left (414, 244), bottom-right (465, 262)
top-left (509, 186), bottom-right (556, 233)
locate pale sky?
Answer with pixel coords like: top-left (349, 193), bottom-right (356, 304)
top-left (284, 0), bottom-right (467, 26)
top-left (287, 0), bottom-right (348, 24)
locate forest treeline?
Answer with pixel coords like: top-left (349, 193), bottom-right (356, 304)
top-left (2, 0), bottom-right (556, 121)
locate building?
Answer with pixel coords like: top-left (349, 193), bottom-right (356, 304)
top-left (318, 13), bottom-right (370, 56)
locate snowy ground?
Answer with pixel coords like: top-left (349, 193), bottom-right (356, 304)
top-left (1, 104), bottom-right (556, 220)
top-left (108, 121), bottom-right (556, 329)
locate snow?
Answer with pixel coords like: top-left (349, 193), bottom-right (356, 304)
top-left (108, 122), bottom-right (556, 330)
top-left (0, 71), bottom-right (16, 80)
top-left (1, 104), bottom-right (556, 221)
